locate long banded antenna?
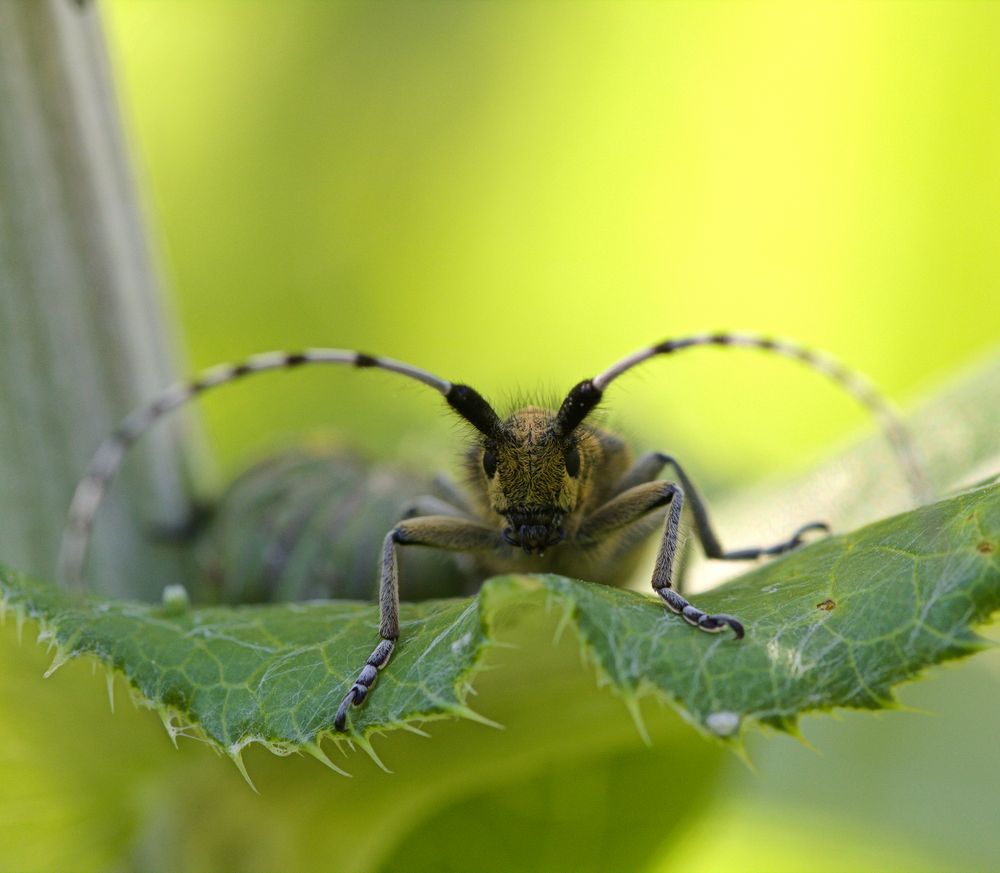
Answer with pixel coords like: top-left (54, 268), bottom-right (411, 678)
top-left (60, 348), bottom-right (500, 589)
top-left (554, 332), bottom-right (932, 505)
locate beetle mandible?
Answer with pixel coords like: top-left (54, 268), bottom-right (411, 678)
top-left (59, 332), bottom-right (929, 731)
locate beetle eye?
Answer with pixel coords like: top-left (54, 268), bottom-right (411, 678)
top-left (482, 449), bottom-right (497, 478)
top-left (564, 445), bottom-right (580, 478)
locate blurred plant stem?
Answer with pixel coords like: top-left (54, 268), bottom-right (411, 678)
top-left (0, 0), bottom-right (208, 597)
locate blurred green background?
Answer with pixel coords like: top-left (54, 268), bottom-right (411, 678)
top-left (105, 1), bottom-right (1000, 484)
top-left (6, 2), bottom-right (1000, 871)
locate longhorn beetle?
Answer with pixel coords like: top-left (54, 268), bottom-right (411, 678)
top-left (60, 333), bottom-right (930, 732)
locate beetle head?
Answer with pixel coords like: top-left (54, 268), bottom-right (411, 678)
top-left (478, 407), bottom-right (584, 555)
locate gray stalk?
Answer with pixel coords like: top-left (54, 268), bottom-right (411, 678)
top-left (0, 0), bottom-right (208, 597)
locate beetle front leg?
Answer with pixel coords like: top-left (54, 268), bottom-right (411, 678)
top-left (579, 482), bottom-right (744, 638)
top-left (649, 483), bottom-right (744, 636)
top-left (334, 516), bottom-right (499, 732)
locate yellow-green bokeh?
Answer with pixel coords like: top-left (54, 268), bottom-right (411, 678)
top-left (105, 1), bottom-right (1000, 486)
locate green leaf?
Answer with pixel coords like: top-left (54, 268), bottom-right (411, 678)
top-left (2, 480), bottom-right (998, 772)
top-left (0, 573), bottom-right (488, 773)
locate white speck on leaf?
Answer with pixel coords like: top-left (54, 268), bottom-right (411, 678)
top-left (705, 711), bottom-right (740, 737)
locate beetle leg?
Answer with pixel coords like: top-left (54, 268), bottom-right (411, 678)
top-left (649, 484), bottom-right (744, 636)
top-left (334, 516), bottom-right (499, 732)
top-left (579, 482), bottom-right (744, 637)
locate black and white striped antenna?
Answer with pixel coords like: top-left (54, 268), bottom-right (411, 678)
top-left (554, 332), bottom-right (932, 504)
